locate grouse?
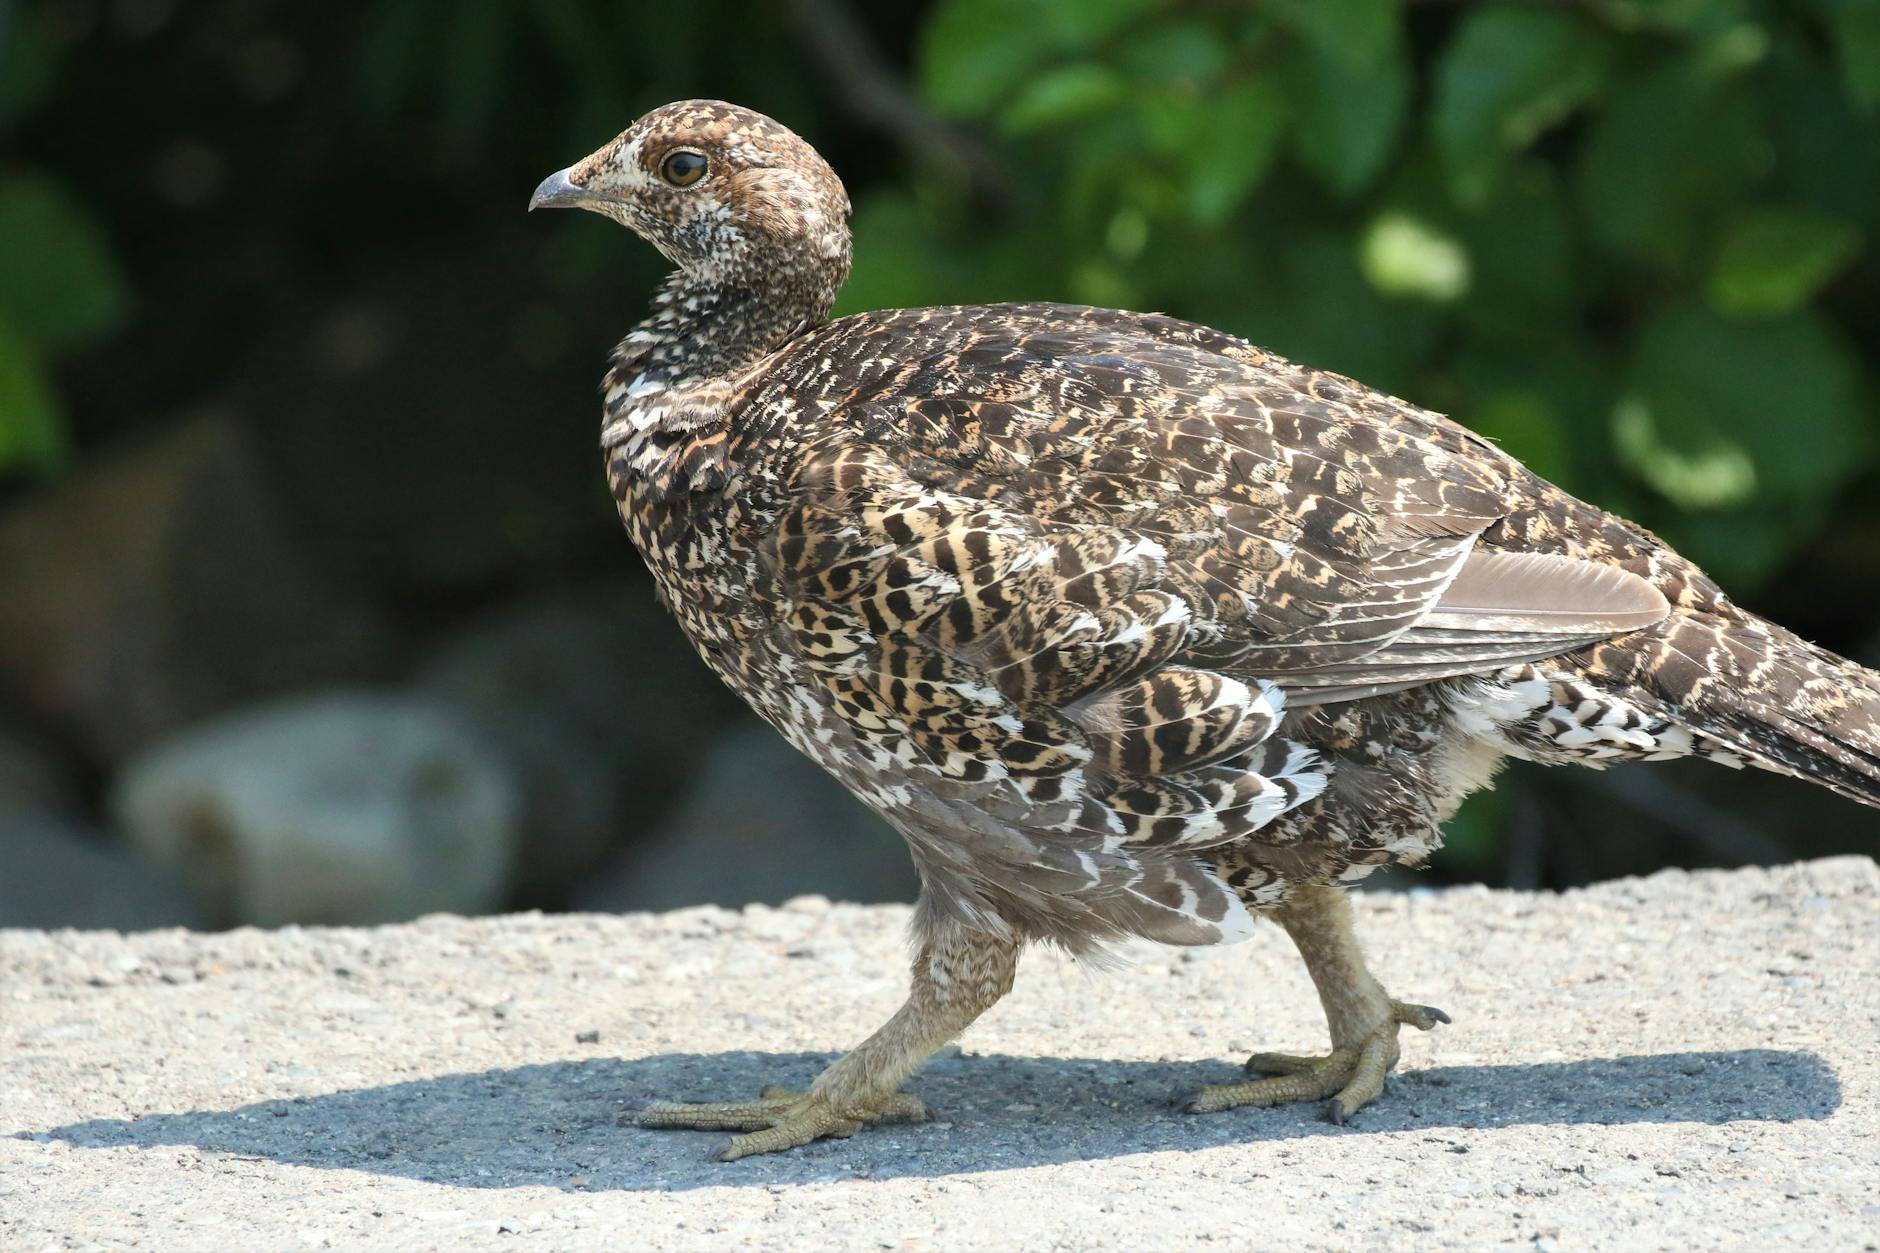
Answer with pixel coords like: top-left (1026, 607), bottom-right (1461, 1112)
top-left (531, 100), bottom-right (1880, 1161)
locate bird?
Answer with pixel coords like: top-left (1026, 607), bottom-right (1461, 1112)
top-left (530, 100), bottom-right (1880, 1161)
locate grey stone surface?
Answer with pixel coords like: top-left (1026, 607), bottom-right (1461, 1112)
top-left (0, 723), bottom-right (78, 819)
top-left (2, 858), bottom-right (1876, 1251)
top-left (0, 812), bottom-right (208, 931)
top-left (112, 691), bottom-right (520, 927)
top-left (572, 722), bottom-right (919, 913)
top-left (414, 585), bottom-right (735, 903)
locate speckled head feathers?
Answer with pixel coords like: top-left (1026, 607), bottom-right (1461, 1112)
top-left (532, 100), bottom-right (851, 290)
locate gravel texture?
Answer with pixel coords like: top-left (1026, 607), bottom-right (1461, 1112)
top-left (3, 858), bottom-right (1877, 1251)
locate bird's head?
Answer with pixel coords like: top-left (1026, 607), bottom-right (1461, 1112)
top-left (530, 100), bottom-right (851, 293)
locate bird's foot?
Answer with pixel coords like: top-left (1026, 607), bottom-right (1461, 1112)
top-left (1183, 1000), bottom-right (1449, 1122)
top-left (638, 1085), bottom-right (930, 1161)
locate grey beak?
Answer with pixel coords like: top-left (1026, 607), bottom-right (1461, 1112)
top-left (529, 167), bottom-right (592, 212)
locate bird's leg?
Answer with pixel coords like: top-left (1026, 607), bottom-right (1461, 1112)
top-left (638, 920), bottom-right (1020, 1161)
top-left (1185, 884), bottom-right (1447, 1122)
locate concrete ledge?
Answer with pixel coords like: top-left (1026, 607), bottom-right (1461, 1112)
top-left (4, 858), bottom-right (1877, 1251)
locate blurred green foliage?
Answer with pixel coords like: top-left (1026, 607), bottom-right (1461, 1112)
top-left (0, 9), bottom-right (130, 477)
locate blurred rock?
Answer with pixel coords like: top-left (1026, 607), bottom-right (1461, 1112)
top-left (573, 723), bottom-right (918, 914)
top-left (0, 715), bottom-right (204, 930)
top-left (113, 692), bottom-right (519, 927)
top-left (0, 722), bottom-right (80, 819)
top-left (0, 813), bottom-right (208, 931)
top-left (414, 584), bottom-right (738, 904)
top-left (0, 416), bottom-right (388, 764)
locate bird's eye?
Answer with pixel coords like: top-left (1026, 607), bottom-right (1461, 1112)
top-left (660, 150), bottom-right (708, 188)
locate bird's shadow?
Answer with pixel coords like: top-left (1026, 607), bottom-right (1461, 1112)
top-left (23, 1048), bottom-right (1838, 1193)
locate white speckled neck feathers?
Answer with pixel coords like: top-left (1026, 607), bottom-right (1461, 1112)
top-left (598, 260), bottom-right (841, 500)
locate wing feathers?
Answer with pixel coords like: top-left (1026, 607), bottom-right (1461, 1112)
top-left (1274, 549), bottom-right (1670, 702)
top-left (1423, 550), bottom-right (1670, 634)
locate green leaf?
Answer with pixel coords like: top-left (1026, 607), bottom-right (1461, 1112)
top-left (1765, 32), bottom-right (1880, 232)
top-left (1269, 0), bottom-right (1400, 71)
top-left (0, 173), bottom-right (131, 357)
top-left (1231, 233), bottom-right (1445, 400)
top-left (1285, 37), bottom-right (1411, 197)
top-left (919, 0), bottom-right (1152, 117)
top-left (919, 0), bottom-right (1058, 117)
top-left (838, 192), bottom-right (955, 317)
top-left (1612, 395), bottom-right (1760, 510)
top-left (1180, 79), bottom-right (1288, 226)
top-left (1595, 0), bottom-right (1755, 36)
top-left (1576, 57), bottom-right (1763, 263)
top-left (1358, 212), bottom-right (1472, 303)
top-left (838, 189), bottom-right (1065, 316)
top-left (1432, 8), bottom-right (1610, 205)
top-left (1118, 20), bottom-right (1232, 89)
top-left (0, 314), bottom-right (69, 479)
top-left (1618, 304), bottom-right (1871, 508)
top-left (1454, 167), bottom-right (1580, 333)
top-left (1690, 20), bottom-right (1770, 79)
top-left (1036, 0), bottom-right (1160, 46)
top-left (1454, 332), bottom-right (1619, 499)
top-left (1707, 206), bottom-right (1864, 316)
top-left (0, 5), bottom-right (58, 125)
top-left (1811, 0), bottom-right (1880, 110)
top-left (999, 63), bottom-right (1127, 134)
top-left (1462, 390), bottom-right (1575, 486)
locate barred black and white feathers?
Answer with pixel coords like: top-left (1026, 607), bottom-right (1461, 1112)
top-left (539, 101), bottom-right (1880, 955)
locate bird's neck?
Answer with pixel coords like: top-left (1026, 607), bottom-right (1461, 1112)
top-left (600, 268), bottom-right (838, 498)
top-left (601, 270), bottom-right (834, 445)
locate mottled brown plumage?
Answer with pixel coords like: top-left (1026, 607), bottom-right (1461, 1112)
top-left (532, 101), bottom-right (1880, 1159)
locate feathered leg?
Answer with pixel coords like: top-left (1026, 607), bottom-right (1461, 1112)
top-left (639, 917), bottom-right (1020, 1160)
top-left (1185, 884), bottom-right (1447, 1122)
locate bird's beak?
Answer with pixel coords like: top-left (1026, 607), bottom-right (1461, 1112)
top-left (529, 166), bottom-right (594, 212)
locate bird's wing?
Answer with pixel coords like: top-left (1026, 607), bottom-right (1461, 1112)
top-left (751, 305), bottom-right (1667, 948)
top-left (762, 437), bottom-right (1323, 948)
top-left (861, 311), bottom-right (1670, 696)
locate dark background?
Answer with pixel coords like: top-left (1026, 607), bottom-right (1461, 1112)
top-left (2, 0), bottom-right (1877, 930)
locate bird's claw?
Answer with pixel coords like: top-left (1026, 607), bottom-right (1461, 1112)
top-left (1393, 1002), bottom-right (1451, 1031)
top-left (1183, 1000), bottom-right (1448, 1122)
top-left (638, 1085), bottom-right (929, 1161)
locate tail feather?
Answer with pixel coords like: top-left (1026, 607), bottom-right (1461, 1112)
top-left (1653, 611), bottom-right (1880, 809)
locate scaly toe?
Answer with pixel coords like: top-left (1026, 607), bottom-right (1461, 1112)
top-left (638, 1091), bottom-right (799, 1132)
top-left (641, 1083), bottom-right (929, 1160)
top-left (866, 1091), bottom-right (932, 1122)
top-left (713, 1090), bottom-right (925, 1161)
top-left (1322, 1032), bottom-right (1394, 1124)
top-left (1242, 1050), bottom-right (1328, 1076)
top-left (1202, 1001), bottom-right (1448, 1119)
top-left (1185, 1047), bottom-right (1358, 1114)
top-left (716, 1105), bottom-right (861, 1162)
